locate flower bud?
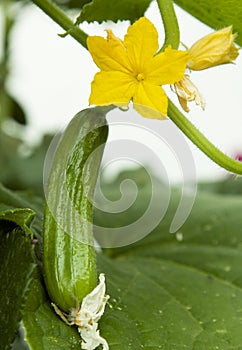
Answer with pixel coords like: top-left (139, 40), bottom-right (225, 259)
top-left (187, 26), bottom-right (239, 71)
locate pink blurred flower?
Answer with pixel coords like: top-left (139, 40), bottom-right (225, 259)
top-left (235, 154), bottom-right (242, 162)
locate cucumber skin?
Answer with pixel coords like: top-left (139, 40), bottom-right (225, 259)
top-left (43, 107), bottom-right (109, 312)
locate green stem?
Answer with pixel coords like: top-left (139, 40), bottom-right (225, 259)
top-left (156, 0), bottom-right (180, 51)
top-left (168, 100), bottom-right (242, 175)
top-left (31, 0), bottom-right (88, 48)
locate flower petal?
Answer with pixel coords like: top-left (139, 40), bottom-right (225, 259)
top-left (124, 17), bottom-right (159, 72)
top-left (133, 81), bottom-right (168, 119)
top-left (87, 34), bottom-right (131, 73)
top-left (146, 46), bottom-right (189, 85)
top-left (89, 71), bottom-right (136, 106)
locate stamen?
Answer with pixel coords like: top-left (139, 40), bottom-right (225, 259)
top-left (136, 73), bottom-right (145, 81)
top-left (172, 74), bottom-right (205, 112)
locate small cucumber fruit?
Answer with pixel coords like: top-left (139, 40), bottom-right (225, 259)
top-left (43, 107), bottom-right (109, 312)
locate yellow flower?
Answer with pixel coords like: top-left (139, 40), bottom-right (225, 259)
top-left (172, 26), bottom-right (239, 112)
top-left (187, 26), bottom-right (239, 71)
top-left (87, 17), bottom-right (189, 119)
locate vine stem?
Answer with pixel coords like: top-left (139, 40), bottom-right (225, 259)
top-left (31, 0), bottom-right (88, 48)
top-left (156, 0), bottom-right (180, 51)
top-left (168, 100), bottom-right (242, 175)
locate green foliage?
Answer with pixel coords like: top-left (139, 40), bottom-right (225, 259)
top-left (0, 207), bottom-right (35, 235)
top-left (0, 183), bottom-right (43, 240)
top-left (1, 168), bottom-right (242, 349)
top-left (174, 0), bottom-right (242, 46)
top-left (0, 216), bottom-right (36, 348)
top-left (54, 0), bottom-right (92, 9)
top-left (198, 176), bottom-right (242, 195)
top-left (96, 170), bottom-right (242, 348)
top-left (0, 89), bottom-right (26, 125)
top-left (76, 0), bottom-right (152, 24)
top-left (0, 184), bottom-right (42, 349)
top-left (22, 274), bottom-right (81, 350)
top-left (0, 130), bottom-right (52, 195)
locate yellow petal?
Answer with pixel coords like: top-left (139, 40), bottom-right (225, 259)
top-left (188, 26), bottom-right (239, 70)
top-left (87, 34), bottom-right (131, 73)
top-left (124, 17), bottom-right (159, 72)
top-left (146, 46), bottom-right (189, 85)
top-left (133, 81), bottom-right (168, 119)
top-left (89, 71), bottom-right (136, 106)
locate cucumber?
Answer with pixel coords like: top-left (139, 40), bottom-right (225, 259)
top-left (43, 106), bottom-right (110, 312)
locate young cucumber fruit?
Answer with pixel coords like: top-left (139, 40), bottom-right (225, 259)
top-left (43, 107), bottom-right (109, 312)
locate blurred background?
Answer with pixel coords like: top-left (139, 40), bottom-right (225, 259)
top-left (0, 0), bottom-right (242, 195)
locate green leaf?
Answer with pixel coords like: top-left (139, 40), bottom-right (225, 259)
top-left (98, 251), bottom-right (242, 349)
top-left (0, 227), bottom-right (36, 349)
top-left (0, 87), bottom-right (27, 125)
top-left (76, 0), bottom-right (152, 24)
top-left (0, 185), bottom-right (45, 349)
top-left (9, 94), bottom-right (27, 125)
top-left (174, 0), bottom-right (242, 46)
top-left (0, 207), bottom-right (35, 235)
top-left (54, 0), bottom-right (92, 9)
top-left (0, 183), bottom-right (43, 240)
top-left (198, 176), bottom-right (242, 196)
top-left (93, 169), bottom-right (242, 349)
top-left (22, 272), bottom-right (81, 350)
top-left (3, 169), bottom-right (242, 349)
top-left (0, 130), bottom-right (52, 196)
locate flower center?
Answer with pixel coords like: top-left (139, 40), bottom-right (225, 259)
top-left (136, 73), bottom-right (145, 82)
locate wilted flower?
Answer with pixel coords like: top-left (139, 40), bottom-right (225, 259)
top-left (52, 274), bottom-right (109, 350)
top-left (73, 273), bottom-right (109, 350)
top-left (171, 74), bottom-right (205, 112)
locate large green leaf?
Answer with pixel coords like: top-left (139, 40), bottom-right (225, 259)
top-left (0, 184), bottom-right (44, 349)
top-left (0, 226), bottom-right (36, 350)
top-left (174, 0), bottom-right (242, 46)
top-left (98, 254), bottom-right (242, 349)
top-left (2, 170), bottom-right (242, 349)
top-left (76, 0), bottom-right (152, 24)
top-left (93, 170), bottom-right (242, 349)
